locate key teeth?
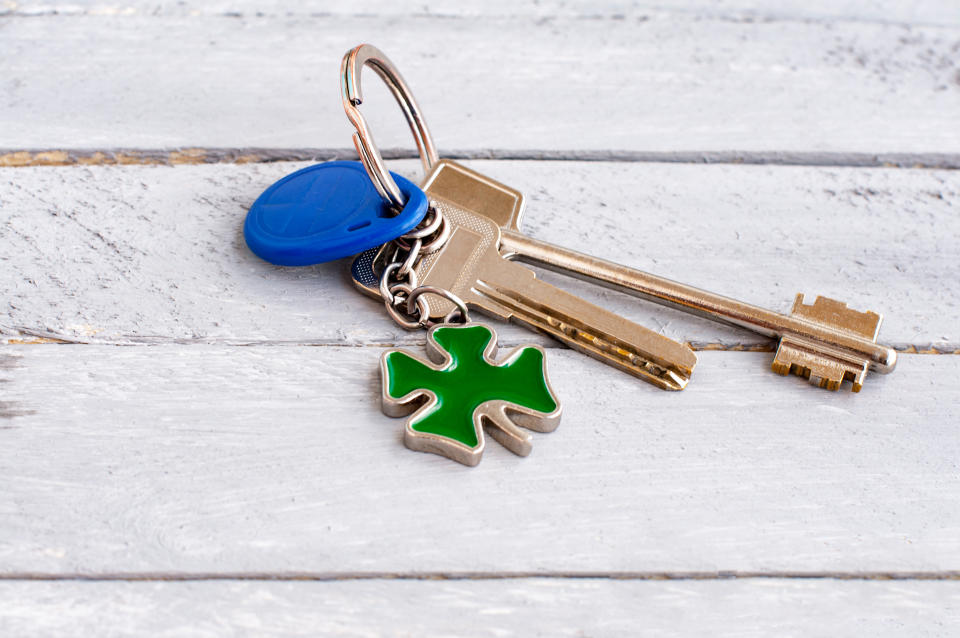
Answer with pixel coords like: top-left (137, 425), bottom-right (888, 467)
top-left (771, 360), bottom-right (791, 377)
top-left (544, 315), bottom-right (692, 391)
top-left (775, 293), bottom-right (885, 390)
top-left (772, 338), bottom-right (869, 392)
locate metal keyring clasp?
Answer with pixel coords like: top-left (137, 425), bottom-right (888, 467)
top-left (341, 44), bottom-right (439, 210)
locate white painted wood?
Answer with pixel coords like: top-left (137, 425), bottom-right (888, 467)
top-left (1, 8), bottom-right (959, 153)
top-left (2, 161), bottom-right (957, 349)
top-left (1, 2), bottom-right (956, 631)
top-left (0, 346), bottom-right (957, 575)
top-left (7, 0), bottom-right (960, 25)
top-left (1, 579), bottom-right (958, 638)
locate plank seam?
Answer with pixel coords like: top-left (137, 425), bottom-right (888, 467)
top-left (2, 331), bottom-right (958, 353)
top-left (0, 571), bottom-right (958, 582)
top-left (2, 149), bottom-right (960, 169)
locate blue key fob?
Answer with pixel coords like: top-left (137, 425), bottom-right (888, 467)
top-left (243, 161), bottom-right (428, 266)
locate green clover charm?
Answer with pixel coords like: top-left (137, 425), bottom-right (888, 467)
top-left (380, 323), bottom-right (562, 466)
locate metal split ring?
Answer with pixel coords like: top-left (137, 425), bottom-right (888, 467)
top-left (399, 204), bottom-right (443, 240)
top-left (396, 212), bottom-right (449, 256)
top-left (341, 44), bottom-right (439, 210)
top-left (417, 214), bottom-right (451, 254)
top-left (393, 218), bottom-right (451, 255)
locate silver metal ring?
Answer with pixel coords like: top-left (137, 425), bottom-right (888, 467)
top-left (406, 286), bottom-right (470, 326)
top-left (385, 283), bottom-right (430, 330)
top-left (400, 206), bottom-right (443, 240)
top-left (396, 212), bottom-right (449, 255)
top-left (341, 44), bottom-right (439, 210)
top-left (418, 214), bottom-right (450, 255)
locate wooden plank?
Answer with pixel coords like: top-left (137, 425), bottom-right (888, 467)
top-left (1, 9), bottom-right (959, 154)
top-left (1, 346), bottom-right (957, 575)
top-left (2, 161), bottom-right (957, 349)
top-left (1, 579), bottom-right (958, 637)
top-left (7, 0), bottom-right (960, 24)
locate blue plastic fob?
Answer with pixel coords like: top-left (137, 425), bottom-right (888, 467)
top-left (243, 161), bottom-right (428, 266)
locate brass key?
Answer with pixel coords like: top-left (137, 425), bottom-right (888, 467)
top-left (352, 178), bottom-right (698, 392)
top-left (341, 44), bottom-right (692, 391)
top-left (421, 161), bottom-right (896, 392)
top-left (340, 44), bottom-right (892, 393)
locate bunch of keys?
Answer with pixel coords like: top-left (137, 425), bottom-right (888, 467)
top-left (244, 44), bottom-right (898, 465)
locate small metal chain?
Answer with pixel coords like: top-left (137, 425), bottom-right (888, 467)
top-left (378, 201), bottom-right (468, 330)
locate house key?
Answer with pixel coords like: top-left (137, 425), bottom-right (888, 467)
top-left (421, 162), bottom-right (897, 392)
top-left (343, 44), bottom-right (695, 391)
top-left (353, 225), bottom-right (698, 391)
top-left (351, 182), bottom-right (698, 391)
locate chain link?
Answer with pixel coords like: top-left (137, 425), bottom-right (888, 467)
top-left (406, 286), bottom-right (470, 326)
top-left (378, 201), bottom-right (468, 330)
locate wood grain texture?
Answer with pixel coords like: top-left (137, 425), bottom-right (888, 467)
top-left (6, 0), bottom-right (960, 24)
top-left (1, 4), bottom-right (959, 153)
top-left (2, 160), bottom-right (957, 349)
top-left (1, 1), bottom-right (957, 632)
top-left (1, 579), bottom-right (959, 638)
top-left (0, 346), bottom-right (957, 575)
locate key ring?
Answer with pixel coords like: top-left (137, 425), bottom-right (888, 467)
top-left (341, 44), bottom-right (439, 210)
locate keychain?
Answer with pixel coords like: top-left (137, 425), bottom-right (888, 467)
top-left (244, 42), bottom-right (897, 464)
top-left (341, 46), bottom-right (896, 393)
top-left (244, 45), bottom-right (562, 466)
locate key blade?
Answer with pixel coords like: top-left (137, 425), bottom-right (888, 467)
top-left (425, 242), bottom-right (697, 391)
top-left (473, 270), bottom-right (695, 391)
top-left (415, 190), bottom-right (697, 391)
top-left (772, 294), bottom-right (886, 392)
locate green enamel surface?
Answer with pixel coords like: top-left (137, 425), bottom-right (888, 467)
top-left (385, 325), bottom-right (557, 449)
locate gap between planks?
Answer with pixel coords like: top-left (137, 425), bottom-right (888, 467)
top-left (1, 571), bottom-right (959, 582)
top-left (1, 333), bottom-right (958, 354)
top-left (3, 148), bottom-right (960, 169)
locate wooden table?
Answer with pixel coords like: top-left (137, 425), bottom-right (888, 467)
top-left (2, 1), bottom-right (959, 635)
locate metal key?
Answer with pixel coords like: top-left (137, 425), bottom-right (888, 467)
top-left (419, 161), bottom-right (896, 392)
top-left (353, 185), bottom-right (699, 392)
top-left (341, 44), bottom-right (690, 391)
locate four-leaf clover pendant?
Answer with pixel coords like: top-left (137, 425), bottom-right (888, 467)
top-left (380, 323), bottom-right (562, 466)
